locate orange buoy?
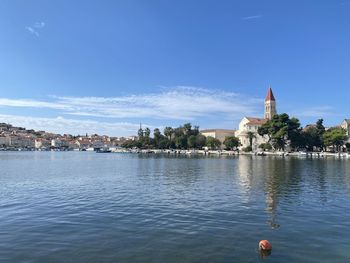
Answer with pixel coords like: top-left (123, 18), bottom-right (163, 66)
top-left (259, 240), bottom-right (272, 251)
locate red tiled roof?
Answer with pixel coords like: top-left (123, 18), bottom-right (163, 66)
top-left (246, 117), bottom-right (267, 126)
top-left (265, 87), bottom-right (275, 101)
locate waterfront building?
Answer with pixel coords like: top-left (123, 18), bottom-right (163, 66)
top-left (92, 140), bottom-right (105, 149)
top-left (200, 129), bottom-right (236, 148)
top-left (340, 119), bottom-right (350, 142)
top-left (35, 138), bottom-right (51, 149)
top-left (0, 123), bottom-right (12, 132)
top-left (51, 139), bottom-right (61, 148)
top-left (75, 139), bottom-right (91, 150)
top-left (68, 141), bottom-right (80, 150)
top-left (236, 87), bottom-right (277, 151)
top-left (127, 136), bottom-right (138, 141)
top-left (0, 136), bottom-right (11, 147)
top-left (51, 139), bottom-right (69, 149)
top-left (236, 117), bottom-right (268, 151)
top-left (8, 136), bottom-right (35, 148)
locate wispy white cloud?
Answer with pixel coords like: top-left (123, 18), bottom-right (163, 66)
top-left (0, 86), bottom-right (262, 121)
top-left (25, 21), bottom-right (45, 37)
top-left (0, 98), bottom-right (71, 110)
top-left (292, 106), bottom-right (336, 118)
top-left (34, 21), bottom-right (45, 28)
top-left (25, 26), bottom-right (39, 37)
top-left (242, 15), bottom-right (263, 20)
top-left (0, 114), bottom-right (150, 136)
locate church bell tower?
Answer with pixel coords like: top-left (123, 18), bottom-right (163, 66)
top-left (264, 87), bottom-right (276, 120)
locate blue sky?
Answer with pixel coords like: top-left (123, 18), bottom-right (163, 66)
top-left (0, 0), bottom-right (349, 136)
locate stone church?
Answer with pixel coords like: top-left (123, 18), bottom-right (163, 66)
top-left (236, 87), bottom-right (277, 151)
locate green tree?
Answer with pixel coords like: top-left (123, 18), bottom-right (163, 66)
top-left (175, 135), bottom-right (187, 149)
top-left (144, 127), bottom-right (151, 138)
top-left (323, 127), bottom-right (347, 152)
top-left (122, 139), bottom-right (140, 148)
top-left (258, 113), bottom-right (301, 151)
top-left (137, 127), bottom-right (144, 146)
top-left (242, 146), bottom-right (252, 152)
top-left (315, 119), bottom-right (326, 150)
top-left (164, 127), bottom-right (173, 141)
top-left (187, 135), bottom-right (197, 149)
top-left (193, 126), bottom-right (200, 136)
top-left (206, 136), bottom-right (221, 150)
top-left (223, 136), bottom-right (240, 150)
top-left (316, 119), bottom-right (326, 135)
top-left (300, 119), bottom-right (326, 151)
top-left (153, 128), bottom-right (162, 148)
top-left (174, 127), bottom-right (184, 137)
top-left (144, 127), bottom-right (151, 145)
top-left (183, 123), bottom-right (192, 136)
top-left (287, 117), bottom-right (303, 150)
top-left (137, 128), bottom-right (144, 139)
top-left (302, 127), bottom-right (315, 151)
top-left (195, 134), bottom-right (207, 149)
top-left (158, 138), bottom-right (169, 149)
top-left (259, 143), bottom-right (272, 151)
top-left (131, 123), bottom-right (208, 150)
top-left (246, 131), bottom-right (256, 148)
top-left (303, 126), bottom-right (320, 151)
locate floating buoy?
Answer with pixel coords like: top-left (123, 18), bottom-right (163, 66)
top-left (259, 240), bottom-right (272, 251)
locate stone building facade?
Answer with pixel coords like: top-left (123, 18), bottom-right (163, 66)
top-left (236, 87), bottom-right (277, 151)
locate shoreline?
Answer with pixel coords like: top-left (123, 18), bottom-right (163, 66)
top-left (1, 148), bottom-right (349, 158)
top-left (110, 148), bottom-right (350, 158)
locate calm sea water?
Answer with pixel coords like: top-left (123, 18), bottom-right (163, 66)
top-left (1, 152), bottom-right (350, 262)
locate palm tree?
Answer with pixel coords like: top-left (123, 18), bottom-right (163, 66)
top-left (246, 131), bottom-right (256, 148)
top-left (163, 127), bottom-right (174, 141)
top-left (183, 123), bottom-right (192, 136)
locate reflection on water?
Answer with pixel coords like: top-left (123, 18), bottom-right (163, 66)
top-left (1, 152), bottom-right (350, 263)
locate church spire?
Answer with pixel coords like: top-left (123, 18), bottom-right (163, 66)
top-left (264, 86), bottom-right (277, 119)
top-left (265, 86), bottom-right (275, 101)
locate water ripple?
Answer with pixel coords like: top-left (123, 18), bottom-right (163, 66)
top-left (1, 152), bottom-right (350, 262)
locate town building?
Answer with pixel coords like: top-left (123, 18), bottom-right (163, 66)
top-left (75, 139), bottom-right (91, 150)
top-left (236, 117), bottom-right (267, 151)
top-left (0, 136), bottom-right (11, 147)
top-left (200, 129), bottom-right (236, 148)
top-left (35, 139), bottom-right (51, 149)
top-left (51, 138), bottom-right (70, 149)
top-left (236, 87), bottom-right (277, 151)
top-left (340, 119), bottom-right (350, 143)
top-left (0, 121), bottom-right (139, 151)
top-left (9, 136), bottom-right (35, 148)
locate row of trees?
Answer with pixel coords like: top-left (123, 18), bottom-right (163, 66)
top-left (257, 114), bottom-right (348, 152)
top-left (122, 114), bottom-right (349, 152)
top-left (122, 123), bottom-right (240, 150)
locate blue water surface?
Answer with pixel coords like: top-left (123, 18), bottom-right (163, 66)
top-left (1, 152), bottom-right (350, 262)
